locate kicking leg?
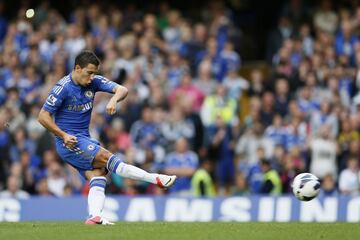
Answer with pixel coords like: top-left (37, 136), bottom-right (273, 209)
top-left (93, 148), bottom-right (176, 188)
top-left (84, 168), bottom-right (113, 225)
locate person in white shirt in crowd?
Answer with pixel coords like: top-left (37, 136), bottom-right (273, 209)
top-left (339, 157), bottom-right (360, 195)
top-left (309, 125), bottom-right (337, 179)
top-left (313, 0), bottom-right (339, 34)
top-left (236, 121), bottom-right (274, 170)
top-left (0, 175), bottom-right (30, 199)
top-left (46, 161), bottom-right (67, 197)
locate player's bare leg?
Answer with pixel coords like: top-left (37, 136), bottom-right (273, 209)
top-left (84, 168), bottom-right (114, 225)
top-left (93, 148), bottom-right (177, 188)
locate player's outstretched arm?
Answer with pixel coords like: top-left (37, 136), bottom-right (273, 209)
top-left (106, 85), bottom-right (128, 115)
top-left (38, 109), bottom-right (77, 148)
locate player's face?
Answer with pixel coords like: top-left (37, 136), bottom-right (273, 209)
top-left (76, 64), bottom-right (99, 86)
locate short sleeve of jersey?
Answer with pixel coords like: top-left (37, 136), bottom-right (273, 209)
top-left (92, 75), bottom-right (118, 93)
top-left (43, 84), bottom-right (67, 114)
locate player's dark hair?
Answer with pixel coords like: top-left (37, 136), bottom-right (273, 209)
top-left (74, 50), bottom-right (100, 69)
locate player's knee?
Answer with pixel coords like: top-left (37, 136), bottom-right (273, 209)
top-left (85, 168), bottom-right (107, 180)
top-left (93, 148), bottom-right (112, 168)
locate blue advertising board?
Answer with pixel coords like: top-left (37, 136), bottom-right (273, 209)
top-left (0, 195), bottom-right (359, 222)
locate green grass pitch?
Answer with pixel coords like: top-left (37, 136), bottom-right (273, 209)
top-left (0, 222), bottom-right (359, 240)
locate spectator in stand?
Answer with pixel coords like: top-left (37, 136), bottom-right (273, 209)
top-left (164, 138), bottom-right (198, 195)
top-left (163, 10), bottom-right (182, 51)
top-left (243, 147), bottom-right (266, 194)
top-left (11, 151), bottom-right (36, 193)
top-left (335, 20), bottom-right (357, 66)
top-left (260, 159), bottom-right (282, 195)
top-left (200, 84), bottom-right (237, 127)
top-left (191, 159), bottom-right (216, 197)
top-left (169, 72), bottom-right (205, 112)
top-left (287, 146), bottom-right (306, 174)
top-left (260, 91), bottom-right (275, 127)
top-left (46, 161), bottom-right (67, 197)
top-left (279, 149), bottom-right (297, 193)
top-left (243, 96), bottom-right (262, 129)
top-left (339, 157), bottom-right (360, 195)
top-left (310, 100), bottom-right (338, 138)
top-left (231, 171), bottom-right (249, 196)
top-left (313, 0), bottom-right (338, 34)
top-left (193, 59), bottom-right (217, 96)
top-left (338, 119), bottom-right (360, 166)
top-left (180, 97), bottom-right (204, 153)
top-left (309, 125), bottom-right (338, 179)
top-left (266, 15), bottom-right (294, 63)
top-left (265, 114), bottom-right (286, 147)
top-left (297, 86), bottom-right (320, 119)
top-left (0, 175), bottom-right (29, 199)
top-left (339, 139), bottom-right (360, 172)
top-left (130, 106), bottom-right (165, 165)
top-left (248, 69), bottom-right (265, 97)
top-left (205, 116), bottom-right (235, 194)
top-left (166, 51), bottom-right (187, 90)
top-left (196, 37), bottom-right (227, 81)
top-left (9, 127), bottom-right (37, 164)
top-left (319, 173), bottom-right (338, 197)
top-left (185, 23), bottom-right (207, 74)
top-left (220, 41), bottom-right (241, 76)
top-left (274, 78), bottom-right (291, 117)
top-left (35, 178), bottom-right (53, 196)
top-left (113, 118), bottom-right (132, 153)
top-left (271, 144), bottom-right (287, 173)
top-left (236, 121), bottom-right (274, 170)
top-left (299, 23), bottom-right (314, 57)
top-left (161, 106), bottom-right (195, 152)
top-left (223, 66), bottom-right (249, 100)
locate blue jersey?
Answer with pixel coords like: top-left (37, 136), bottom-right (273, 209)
top-left (43, 74), bottom-right (117, 136)
top-left (42, 74), bottom-right (118, 177)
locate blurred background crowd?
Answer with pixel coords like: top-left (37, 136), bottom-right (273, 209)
top-left (0, 0), bottom-right (360, 199)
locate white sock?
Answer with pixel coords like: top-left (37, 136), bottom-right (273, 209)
top-left (88, 176), bottom-right (106, 217)
top-left (107, 154), bottom-right (160, 184)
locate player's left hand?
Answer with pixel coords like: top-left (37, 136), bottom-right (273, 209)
top-left (106, 99), bottom-right (117, 115)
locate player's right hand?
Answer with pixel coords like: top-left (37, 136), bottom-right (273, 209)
top-left (63, 134), bottom-right (78, 150)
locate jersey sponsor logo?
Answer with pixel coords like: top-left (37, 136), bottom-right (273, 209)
top-left (85, 91), bottom-right (94, 98)
top-left (46, 94), bottom-right (58, 106)
top-left (66, 102), bottom-right (93, 112)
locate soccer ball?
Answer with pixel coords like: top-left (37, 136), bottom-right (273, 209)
top-left (292, 173), bottom-right (321, 201)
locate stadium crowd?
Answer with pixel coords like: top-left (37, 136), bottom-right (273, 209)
top-left (0, 0), bottom-right (360, 198)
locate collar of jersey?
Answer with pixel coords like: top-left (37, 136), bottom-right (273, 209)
top-left (69, 73), bottom-right (81, 87)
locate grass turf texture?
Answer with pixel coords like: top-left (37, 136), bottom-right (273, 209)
top-left (0, 222), bottom-right (359, 240)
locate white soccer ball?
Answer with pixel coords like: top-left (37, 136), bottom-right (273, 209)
top-left (292, 173), bottom-right (321, 201)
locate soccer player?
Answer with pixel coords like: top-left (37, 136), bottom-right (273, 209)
top-left (38, 50), bottom-right (176, 225)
